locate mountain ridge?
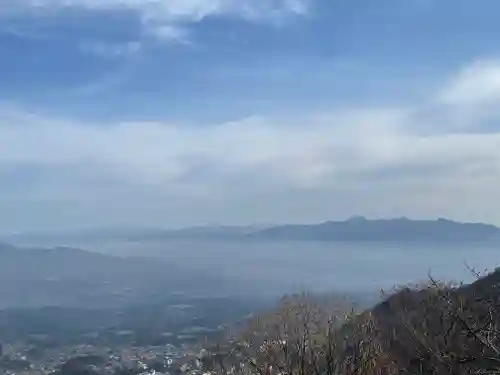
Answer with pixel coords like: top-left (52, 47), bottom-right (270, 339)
top-left (3, 217), bottom-right (500, 243)
top-left (250, 217), bottom-right (500, 242)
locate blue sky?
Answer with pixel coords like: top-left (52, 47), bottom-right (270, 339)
top-left (1, 0), bottom-right (500, 232)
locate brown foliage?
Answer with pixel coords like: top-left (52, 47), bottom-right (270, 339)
top-left (204, 269), bottom-right (500, 375)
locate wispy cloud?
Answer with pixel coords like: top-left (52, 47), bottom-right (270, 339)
top-left (65, 41), bottom-right (144, 95)
top-left (434, 58), bottom-right (500, 127)
top-left (1, 58), bottom-right (500, 230)
top-left (438, 59), bottom-right (500, 107)
top-left (3, 0), bottom-right (312, 42)
top-left (146, 25), bottom-right (191, 43)
top-left (79, 40), bottom-right (141, 58)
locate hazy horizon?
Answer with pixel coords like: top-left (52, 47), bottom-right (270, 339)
top-left (2, 216), bottom-right (499, 237)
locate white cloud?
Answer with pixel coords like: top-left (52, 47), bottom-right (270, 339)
top-left (2, 0), bottom-right (311, 42)
top-left (2, 58), bottom-right (500, 231)
top-left (438, 59), bottom-right (500, 107)
top-left (435, 59), bottom-right (500, 125)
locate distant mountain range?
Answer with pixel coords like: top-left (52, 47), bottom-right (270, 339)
top-left (4, 217), bottom-right (500, 243)
top-left (248, 217), bottom-right (500, 242)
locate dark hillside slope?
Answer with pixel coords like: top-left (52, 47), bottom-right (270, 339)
top-left (357, 269), bottom-right (500, 374)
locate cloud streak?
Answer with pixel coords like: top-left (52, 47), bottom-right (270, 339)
top-left (2, 0), bottom-right (311, 42)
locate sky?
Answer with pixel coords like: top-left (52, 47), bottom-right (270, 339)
top-left (1, 0), bottom-right (500, 232)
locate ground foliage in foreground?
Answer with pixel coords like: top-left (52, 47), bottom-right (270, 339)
top-left (203, 268), bottom-right (500, 375)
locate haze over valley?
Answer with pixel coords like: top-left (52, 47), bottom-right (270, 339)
top-left (2, 217), bottom-right (499, 310)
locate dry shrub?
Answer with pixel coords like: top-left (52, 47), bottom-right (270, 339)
top-left (204, 292), bottom-right (391, 375)
top-left (204, 269), bottom-right (500, 375)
